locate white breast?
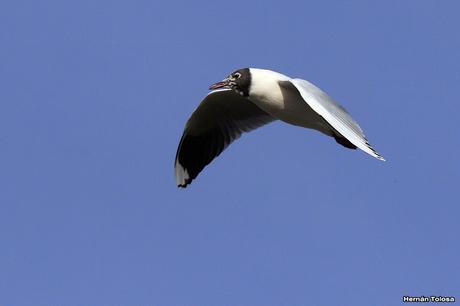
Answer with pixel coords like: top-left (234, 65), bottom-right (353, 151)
top-left (248, 68), bottom-right (329, 132)
top-left (248, 68), bottom-right (290, 113)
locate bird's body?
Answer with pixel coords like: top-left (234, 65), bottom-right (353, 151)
top-left (175, 68), bottom-right (384, 187)
top-left (249, 69), bottom-right (331, 133)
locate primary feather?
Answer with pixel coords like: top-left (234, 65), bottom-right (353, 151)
top-left (175, 89), bottom-right (274, 187)
top-left (289, 78), bottom-right (385, 160)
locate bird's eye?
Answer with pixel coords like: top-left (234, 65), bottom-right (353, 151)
top-left (233, 73), bottom-right (241, 79)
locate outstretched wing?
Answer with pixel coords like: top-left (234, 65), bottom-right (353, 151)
top-left (175, 89), bottom-right (275, 187)
top-left (289, 78), bottom-right (385, 160)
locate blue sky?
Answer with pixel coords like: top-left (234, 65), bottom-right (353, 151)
top-left (1, 0), bottom-right (459, 305)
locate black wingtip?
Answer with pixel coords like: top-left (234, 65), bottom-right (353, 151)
top-left (364, 140), bottom-right (386, 161)
top-left (177, 182), bottom-right (189, 188)
top-left (177, 177), bottom-right (193, 188)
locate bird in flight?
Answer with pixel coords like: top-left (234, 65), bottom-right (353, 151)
top-left (175, 68), bottom-right (384, 187)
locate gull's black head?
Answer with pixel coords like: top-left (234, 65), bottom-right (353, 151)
top-left (209, 68), bottom-right (251, 97)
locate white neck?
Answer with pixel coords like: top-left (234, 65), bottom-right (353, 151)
top-left (249, 68), bottom-right (291, 85)
top-left (248, 68), bottom-right (291, 109)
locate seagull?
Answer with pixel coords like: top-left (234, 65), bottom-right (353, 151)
top-left (175, 68), bottom-right (384, 187)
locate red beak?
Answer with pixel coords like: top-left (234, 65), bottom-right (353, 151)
top-left (209, 79), bottom-right (230, 90)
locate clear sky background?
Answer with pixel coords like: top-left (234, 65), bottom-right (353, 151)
top-left (1, 0), bottom-right (459, 305)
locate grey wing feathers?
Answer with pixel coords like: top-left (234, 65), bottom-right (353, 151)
top-left (290, 78), bottom-right (385, 160)
top-left (175, 89), bottom-right (275, 187)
